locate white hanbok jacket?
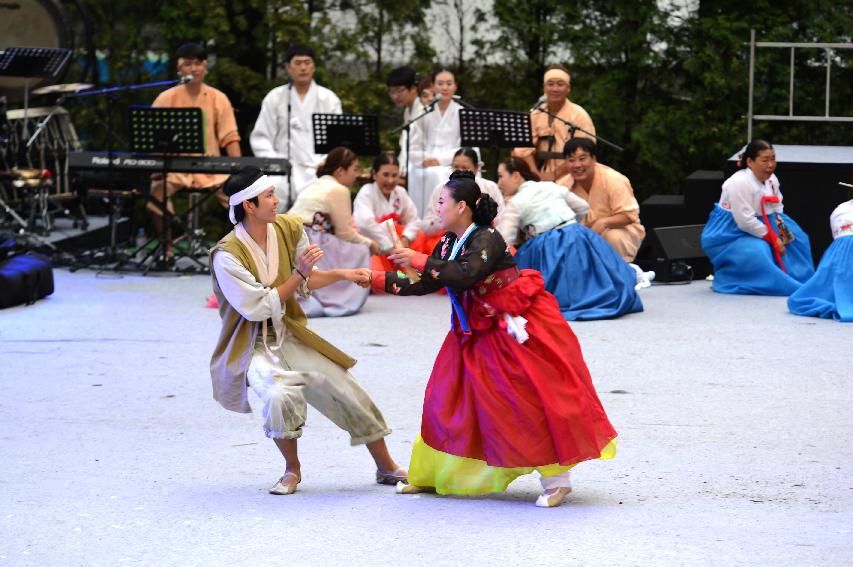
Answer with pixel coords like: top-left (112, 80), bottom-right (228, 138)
top-left (250, 81), bottom-right (342, 202)
top-left (497, 180), bottom-right (590, 247)
top-left (353, 182), bottom-right (422, 253)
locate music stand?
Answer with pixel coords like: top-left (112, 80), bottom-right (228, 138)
top-left (128, 105), bottom-right (206, 271)
top-left (0, 47), bottom-right (72, 140)
top-left (313, 113), bottom-right (380, 156)
top-left (459, 109), bottom-right (534, 179)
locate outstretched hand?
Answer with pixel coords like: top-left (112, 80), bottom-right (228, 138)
top-left (346, 268), bottom-right (372, 288)
top-left (388, 247), bottom-right (417, 269)
top-left (299, 244), bottom-right (324, 274)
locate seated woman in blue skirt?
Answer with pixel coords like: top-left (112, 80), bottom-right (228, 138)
top-left (787, 198), bottom-right (853, 322)
top-left (496, 157), bottom-right (643, 321)
top-left (701, 139), bottom-right (814, 295)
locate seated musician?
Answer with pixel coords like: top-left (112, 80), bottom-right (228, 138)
top-left (288, 147), bottom-right (379, 316)
top-left (511, 65), bottom-right (595, 182)
top-left (146, 42), bottom-right (241, 251)
top-left (353, 152), bottom-right (433, 273)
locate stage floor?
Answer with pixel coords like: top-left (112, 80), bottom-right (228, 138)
top-left (0, 270), bottom-right (850, 566)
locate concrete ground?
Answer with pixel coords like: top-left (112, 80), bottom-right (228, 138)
top-left (0, 269), bottom-right (850, 566)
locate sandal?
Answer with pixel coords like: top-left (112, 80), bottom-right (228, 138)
top-left (269, 471), bottom-right (300, 495)
top-left (535, 486), bottom-right (572, 508)
top-left (395, 481), bottom-right (434, 494)
top-left (375, 467), bottom-right (408, 485)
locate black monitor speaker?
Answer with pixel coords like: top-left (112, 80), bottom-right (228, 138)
top-left (645, 224), bottom-right (711, 282)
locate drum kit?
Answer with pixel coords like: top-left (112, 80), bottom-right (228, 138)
top-left (0, 0), bottom-right (95, 248)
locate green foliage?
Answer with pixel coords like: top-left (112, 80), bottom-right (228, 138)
top-left (64, 0), bottom-right (852, 205)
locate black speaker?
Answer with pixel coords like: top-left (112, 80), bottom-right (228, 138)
top-left (645, 224), bottom-right (711, 282)
top-left (640, 194), bottom-right (687, 232)
top-left (682, 170), bottom-right (723, 224)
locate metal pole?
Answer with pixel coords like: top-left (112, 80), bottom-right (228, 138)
top-left (747, 30), bottom-right (755, 142)
top-left (788, 47), bottom-right (794, 116)
top-left (825, 48), bottom-right (832, 117)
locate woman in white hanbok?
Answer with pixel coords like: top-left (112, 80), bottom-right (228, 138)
top-left (288, 147), bottom-right (379, 316)
top-left (408, 68), bottom-right (473, 216)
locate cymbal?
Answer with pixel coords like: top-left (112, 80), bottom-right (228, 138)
top-left (32, 83), bottom-right (93, 95)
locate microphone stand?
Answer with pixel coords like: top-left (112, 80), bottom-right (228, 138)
top-left (285, 82), bottom-right (293, 211)
top-left (531, 104), bottom-right (624, 152)
top-left (452, 96), bottom-right (476, 109)
top-left (70, 78), bottom-right (183, 269)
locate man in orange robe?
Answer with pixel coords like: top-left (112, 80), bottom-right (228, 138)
top-left (512, 65), bottom-right (596, 181)
top-left (147, 42), bottom-right (241, 240)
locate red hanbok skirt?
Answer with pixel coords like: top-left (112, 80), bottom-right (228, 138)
top-left (409, 268), bottom-right (617, 493)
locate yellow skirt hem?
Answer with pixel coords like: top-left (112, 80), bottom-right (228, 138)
top-left (408, 436), bottom-right (617, 496)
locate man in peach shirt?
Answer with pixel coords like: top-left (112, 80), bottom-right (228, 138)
top-left (147, 42), bottom-right (241, 240)
top-left (512, 65), bottom-right (596, 181)
top-left (557, 138), bottom-right (645, 261)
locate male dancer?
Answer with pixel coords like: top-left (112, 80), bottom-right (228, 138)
top-left (209, 166), bottom-right (406, 494)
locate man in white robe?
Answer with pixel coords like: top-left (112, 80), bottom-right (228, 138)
top-left (250, 44), bottom-right (342, 209)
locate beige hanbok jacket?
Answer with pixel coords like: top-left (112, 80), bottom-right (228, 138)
top-left (208, 215), bottom-right (355, 413)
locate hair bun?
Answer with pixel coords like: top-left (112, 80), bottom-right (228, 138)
top-left (473, 193), bottom-right (499, 226)
top-left (449, 169), bottom-right (476, 181)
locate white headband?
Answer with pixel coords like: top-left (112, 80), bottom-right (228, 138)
top-left (228, 175), bottom-right (273, 224)
top-left (543, 68), bottom-right (570, 85)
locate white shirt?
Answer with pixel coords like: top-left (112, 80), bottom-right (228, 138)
top-left (830, 199), bottom-right (853, 239)
top-left (497, 180), bottom-right (590, 246)
top-left (212, 229), bottom-right (311, 323)
top-left (250, 81), bottom-right (342, 192)
top-left (422, 176), bottom-right (505, 236)
top-left (719, 168), bottom-right (784, 238)
top-left (408, 100), bottom-right (464, 167)
top-left (352, 182), bottom-right (421, 252)
top-left (399, 98), bottom-right (424, 168)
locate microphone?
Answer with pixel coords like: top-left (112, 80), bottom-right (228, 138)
top-left (452, 95), bottom-right (475, 109)
top-left (529, 95), bottom-right (546, 112)
top-left (425, 93), bottom-right (443, 110)
top-left (178, 75), bottom-right (194, 85)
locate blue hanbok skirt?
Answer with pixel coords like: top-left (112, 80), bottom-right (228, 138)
top-left (787, 236), bottom-right (853, 322)
top-left (514, 223), bottom-right (643, 321)
top-left (701, 205), bottom-right (814, 296)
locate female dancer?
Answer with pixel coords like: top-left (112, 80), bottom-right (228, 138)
top-left (372, 170), bottom-right (617, 507)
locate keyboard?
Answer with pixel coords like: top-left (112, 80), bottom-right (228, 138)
top-left (69, 152), bottom-right (290, 175)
